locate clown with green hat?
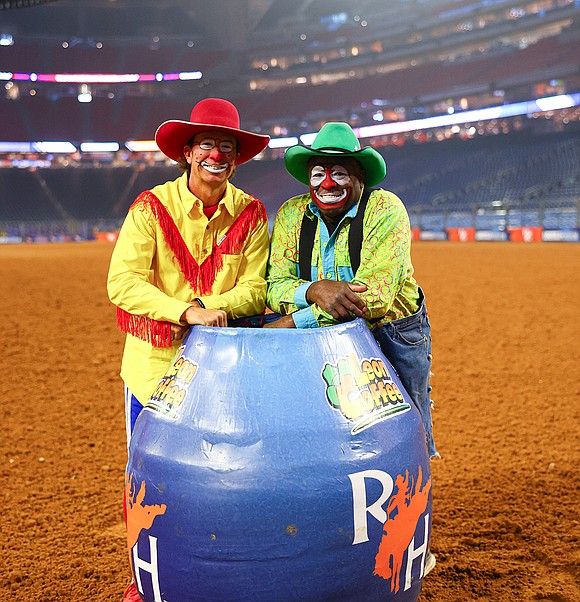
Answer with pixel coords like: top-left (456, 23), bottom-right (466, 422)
top-left (266, 121), bottom-right (439, 464)
top-left (284, 122), bottom-right (387, 187)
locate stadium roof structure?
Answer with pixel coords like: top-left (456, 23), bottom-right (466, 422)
top-left (3, 0), bottom-right (579, 93)
top-left (0, 0), bottom-right (579, 147)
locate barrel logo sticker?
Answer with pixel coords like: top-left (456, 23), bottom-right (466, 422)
top-left (373, 466), bottom-right (431, 593)
top-left (125, 474), bottom-right (167, 554)
top-left (125, 474), bottom-right (167, 600)
top-left (349, 466), bottom-right (431, 594)
top-left (321, 353), bottom-right (410, 433)
top-left (146, 346), bottom-right (198, 418)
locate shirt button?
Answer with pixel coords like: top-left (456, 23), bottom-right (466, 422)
top-left (326, 272), bottom-right (332, 278)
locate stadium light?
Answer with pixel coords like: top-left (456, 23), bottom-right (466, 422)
top-left (56, 73), bottom-right (140, 84)
top-left (2, 93), bottom-right (578, 155)
top-left (356, 93), bottom-right (580, 139)
top-left (33, 141), bottom-right (77, 153)
top-left (268, 137), bottom-right (299, 149)
top-left (0, 142), bottom-right (33, 153)
top-left (300, 133), bottom-right (318, 146)
top-left (178, 71), bottom-right (203, 80)
top-left (4, 70), bottom-right (204, 84)
top-left (534, 94), bottom-right (575, 112)
top-left (80, 142), bottom-right (120, 153)
top-left (124, 140), bottom-right (160, 152)
top-left (269, 93), bottom-right (580, 151)
top-left (77, 84), bottom-right (92, 103)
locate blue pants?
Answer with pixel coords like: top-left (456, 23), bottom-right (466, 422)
top-left (124, 384), bottom-right (144, 447)
top-left (372, 290), bottom-right (438, 458)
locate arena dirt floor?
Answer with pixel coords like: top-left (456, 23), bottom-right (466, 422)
top-left (1, 241), bottom-right (578, 602)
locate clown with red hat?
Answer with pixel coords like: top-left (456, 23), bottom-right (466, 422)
top-left (109, 96), bottom-right (271, 430)
top-left (107, 98), bottom-right (271, 602)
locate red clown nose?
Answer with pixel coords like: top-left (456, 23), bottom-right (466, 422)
top-left (321, 170), bottom-right (336, 189)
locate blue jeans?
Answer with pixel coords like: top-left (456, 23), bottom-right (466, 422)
top-left (124, 384), bottom-right (144, 447)
top-left (372, 290), bottom-right (438, 458)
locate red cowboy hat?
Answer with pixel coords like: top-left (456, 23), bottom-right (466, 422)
top-left (155, 98), bottom-right (270, 164)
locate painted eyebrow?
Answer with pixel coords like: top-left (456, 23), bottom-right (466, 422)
top-left (310, 163), bottom-right (350, 169)
top-left (310, 164), bottom-right (349, 171)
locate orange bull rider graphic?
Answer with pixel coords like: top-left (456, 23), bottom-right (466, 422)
top-left (125, 475), bottom-right (168, 601)
top-left (125, 474), bottom-right (167, 552)
top-left (373, 466), bottom-right (431, 593)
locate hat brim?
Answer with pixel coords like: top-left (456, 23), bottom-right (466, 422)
top-left (155, 120), bottom-right (270, 165)
top-left (284, 145), bottom-right (386, 187)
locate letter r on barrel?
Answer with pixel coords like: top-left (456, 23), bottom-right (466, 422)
top-left (348, 470), bottom-right (394, 545)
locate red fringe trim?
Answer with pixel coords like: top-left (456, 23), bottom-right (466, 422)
top-left (117, 191), bottom-right (266, 347)
top-left (116, 307), bottom-right (172, 348)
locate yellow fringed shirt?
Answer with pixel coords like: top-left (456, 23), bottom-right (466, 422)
top-left (107, 173), bottom-right (269, 403)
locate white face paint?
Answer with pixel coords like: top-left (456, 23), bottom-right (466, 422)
top-left (184, 130), bottom-right (239, 200)
top-left (195, 136), bottom-right (236, 174)
top-left (309, 164), bottom-right (351, 207)
top-left (200, 161), bottom-right (229, 174)
top-left (309, 164), bottom-right (351, 187)
top-left (196, 137), bottom-right (235, 153)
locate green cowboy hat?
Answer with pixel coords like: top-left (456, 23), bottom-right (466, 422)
top-left (284, 122), bottom-right (386, 187)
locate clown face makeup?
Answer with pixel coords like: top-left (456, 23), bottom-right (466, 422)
top-left (308, 159), bottom-right (363, 217)
top-left (310, 165), bottom-right (351, 188)
top-left (185, 130), bottom-right (238, 189)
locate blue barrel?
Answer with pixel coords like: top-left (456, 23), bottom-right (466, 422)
top-left (125, 318), bottom-right (432, 602)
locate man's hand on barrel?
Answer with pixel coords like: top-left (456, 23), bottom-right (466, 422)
top-left (170, 323), bottom-right (190, 341)
top-left (306, 280), bottom-right (368, 321)
top-left (180, 304), bottom-right (228, 328)
top-left (263, 314), bottom-right (296, 328)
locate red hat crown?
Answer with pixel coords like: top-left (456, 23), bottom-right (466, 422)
top-left (189, 98), bottom-right (240, 130)
top-left (155, 97), bottom-right (269, 165)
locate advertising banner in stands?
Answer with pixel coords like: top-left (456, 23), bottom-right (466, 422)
top-left (447, 228), bottom-right (476, 242)
top-left (507, 227), bottom-right (543, 242)
top-left (542, 229), bottom-right (580, 242)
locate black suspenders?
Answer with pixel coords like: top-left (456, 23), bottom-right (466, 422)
top-left (298, 188), bottom-right (374, 280)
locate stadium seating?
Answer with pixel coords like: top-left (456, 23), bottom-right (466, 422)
top-left (0, 2), bottom-right (578, 238)
top-left (2, 29), bottom-right (578, 142)
top-left (1, 129), bottom-right (577, 232)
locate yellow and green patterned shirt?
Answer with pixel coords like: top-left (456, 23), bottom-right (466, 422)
top-left (266, 188), bottom-right (420, 328)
